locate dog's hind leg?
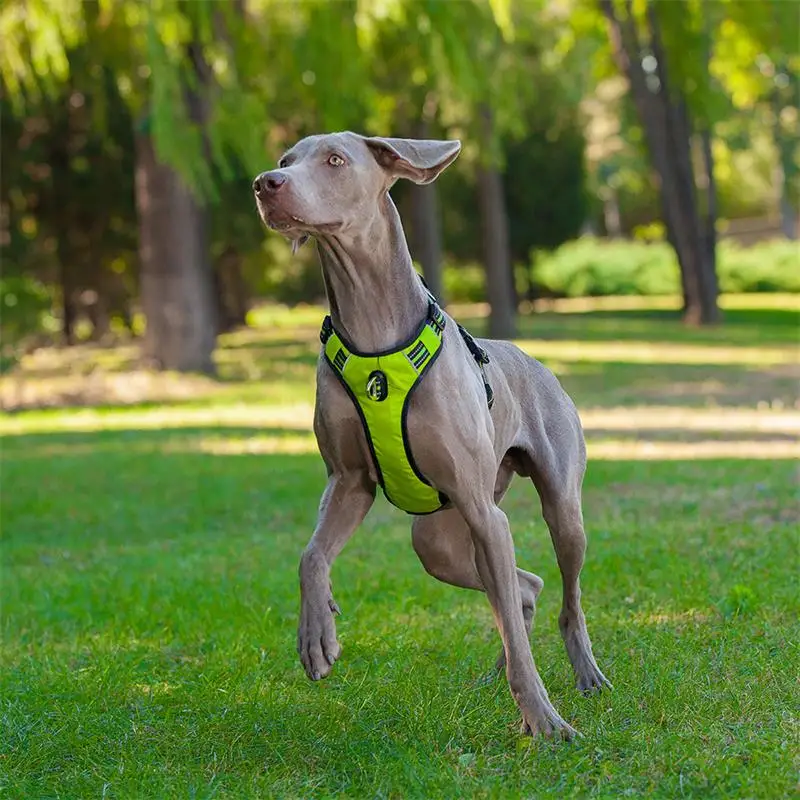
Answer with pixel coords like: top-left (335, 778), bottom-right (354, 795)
top-left (520, 444), bottom-right (611, 694)
top-left (543, 492), bottom-right (610, 693)
top-left (411, 461), bottom-right (543, 671)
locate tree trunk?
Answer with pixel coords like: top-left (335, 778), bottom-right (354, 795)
top-left (477, 105), bottom-right (516, 339)
top-left (773, 100), bottom-right (798, 240)
top-left (601, 187), bottom-right (622, 238)
top-left (601, 0), bottom-right (719, 324)
top-left (663, 206), bottom-right (690, 312)
top-left (132, 29), bottom-right (217, 373)
top-left (699, 129), bottom-right (719, 297)
top-left (57, 253), bottom-right (76, 346)
top-left (647, 5), bottom-right (718, 323)
top-left (214, 247), bottom-right (249, 333)
top-left (779, 194), bottom-right (797, 240)
top-left (407, 121), bottom-right (447, 305)
top-left (50, 124), bottom-right (77, 345)
top-left (699, 2), bottom-right (719, 297)
top-left (134, 129), bottom-right (217, 373)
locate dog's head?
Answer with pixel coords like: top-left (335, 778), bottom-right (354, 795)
top-left (253, 132), bottom-right (461, 251)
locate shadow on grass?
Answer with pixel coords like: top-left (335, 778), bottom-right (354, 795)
top-left (458, 304), bottom-right (799, 346)
top-left (556, 361), bottom-right (799, 409)
top-left (5, 357), bottom-right (796, 415)
top-left (1, 425), bottom-right (307, 453)
top-left (3, 408), bottom-right (797, 469)
top-left (583, 428), bottom-right (797, 443)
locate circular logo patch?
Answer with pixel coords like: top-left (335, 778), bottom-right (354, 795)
top-left (366, 370), bottom-right (388, 402)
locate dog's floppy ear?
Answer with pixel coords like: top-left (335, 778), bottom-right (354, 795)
top-left (363, 136), bottom-right (462, 185)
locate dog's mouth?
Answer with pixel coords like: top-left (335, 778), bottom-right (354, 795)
top-left (256, 202), bottom-right (341, 238)
top-left (255, 198), bottom-right (305, 230)
top-left (255, 203), bottom-right (312, 253)
top-left (265, 214), bottom-right (307, 232)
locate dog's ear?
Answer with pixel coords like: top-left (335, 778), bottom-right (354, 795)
top-left (363, 137), bottom-right (461, 185)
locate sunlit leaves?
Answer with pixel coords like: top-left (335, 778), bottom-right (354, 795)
top-left (487, 0), bottom-right (514, 41)
top-left (0, 0), bottom-right (84, 107)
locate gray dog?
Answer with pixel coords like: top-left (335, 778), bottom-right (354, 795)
top-left (253, 132), bottom-right (610, 738)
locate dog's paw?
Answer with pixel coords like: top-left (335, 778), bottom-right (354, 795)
top-left (576, 660), bottom-right (613, 694)
top-left (297, 595), bottom-right (342, 681)
top-left (520, 704), bottom-right (579, 740)
top-left (517, 690), bottom-right (579, 740)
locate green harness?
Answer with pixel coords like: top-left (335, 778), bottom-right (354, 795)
top-left (321, 302), bottom-right (449, 515)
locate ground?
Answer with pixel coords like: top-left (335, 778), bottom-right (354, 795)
top-left (2, 294), bottom-right (798, 798)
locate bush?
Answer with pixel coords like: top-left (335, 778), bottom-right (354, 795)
top-left (529, 237), bottom-right (799, 299)
top-left (717, 241), bottom-right (800, 293)
top-left (443, 264), bottom-right (485, 304)
top-left (244, 236), bottom-right (326, 307)
top-left (533, 238), bottom-right (679, 297)
top-left (0, 276), bottom-right (53, 372)
top-left (255, 235), bottom-right (797, 308)
top-left (1, 276), bottom-right (52, 340)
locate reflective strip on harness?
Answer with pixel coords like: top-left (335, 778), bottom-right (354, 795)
top-left (322, 304), bottom-right (448, 515)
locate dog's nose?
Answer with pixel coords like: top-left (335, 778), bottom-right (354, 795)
top-left (253, 171), bottom-right (287, 196)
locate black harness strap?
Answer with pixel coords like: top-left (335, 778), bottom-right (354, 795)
top-left (417, 274), bottom-right (494, 410)
top-left (457, 324), bottom-right (494, 409)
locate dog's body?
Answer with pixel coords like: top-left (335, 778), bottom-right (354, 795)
top-left (254, 132), bottom-right (609, 738)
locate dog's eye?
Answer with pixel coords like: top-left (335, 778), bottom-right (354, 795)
top-left (278, 157), bottom-right (289, 168)
top-left (328, 154), bottom-right (345, 167)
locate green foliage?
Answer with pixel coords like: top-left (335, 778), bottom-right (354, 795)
top-left (534, 238), bottom-right (681, 298)
top-left (1, 52), bottom-right (138, 341)
top-left (504, 120), bottom-right (588, 262)
top-left (717, 241), bottom-right (800, 294)
top-left (2, 0), bottom-right (521, 201)
top-left (0, 276), bottom-right (53, 369)
top-left (560, 0), bottom-right (798, 231)
top-left (530, 238), bottom-right (799, 299)
top-left (354, 237), bottom-right (799, 308)
top-left (439, 115), bottom-right (589, 265)
top-left (443, 264), bottom-right (487, 304)
top-left (2, 0), bottom-right (797, 343)
top-left (246, 239), bottom-right (325, 308)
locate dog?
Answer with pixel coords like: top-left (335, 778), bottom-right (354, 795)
top-left (253, 132), bottom-right (610, 738)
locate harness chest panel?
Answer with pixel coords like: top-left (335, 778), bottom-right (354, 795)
top-left (321, 304), bottom-right (448, 515)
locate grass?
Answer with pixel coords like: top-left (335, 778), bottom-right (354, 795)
top-left (2, 294), bottom-right (799, 798)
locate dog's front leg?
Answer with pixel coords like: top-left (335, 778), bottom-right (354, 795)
top-left (297, 472), bottom-right (374, 680)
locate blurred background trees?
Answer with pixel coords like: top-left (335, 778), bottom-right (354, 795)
top-left (2, 0), bottom-right (797, 372)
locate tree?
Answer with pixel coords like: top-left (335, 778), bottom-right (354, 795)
top-left (362, 0), bottom-right (546, 337)
top-left (360, 6), bottom-right (451, 304)
top-left (599, 0), bottom-right (720, 325)
top-left (1, 60), bottom-right (138, 345)
top-left (2, 0), bottom-right (542, 354)
top-left (1, 0), bottom-right (269, 370)
top-left (715, 0), bottom-right (800, 240)
top-left (361, 0), bottom-right (527, 313)
top-left (406, 118), bottom-right (448, 303)
top-left (476, 105), bottom-right (517, 338)
top-left (424, 0), bottom-right (526, 339)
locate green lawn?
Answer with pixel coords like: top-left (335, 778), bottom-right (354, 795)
top-left (2, 295), bottom-right (799, 798)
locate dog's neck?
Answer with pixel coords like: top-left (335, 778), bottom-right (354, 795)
top-left (315, 193), bottom-right (429, 352)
